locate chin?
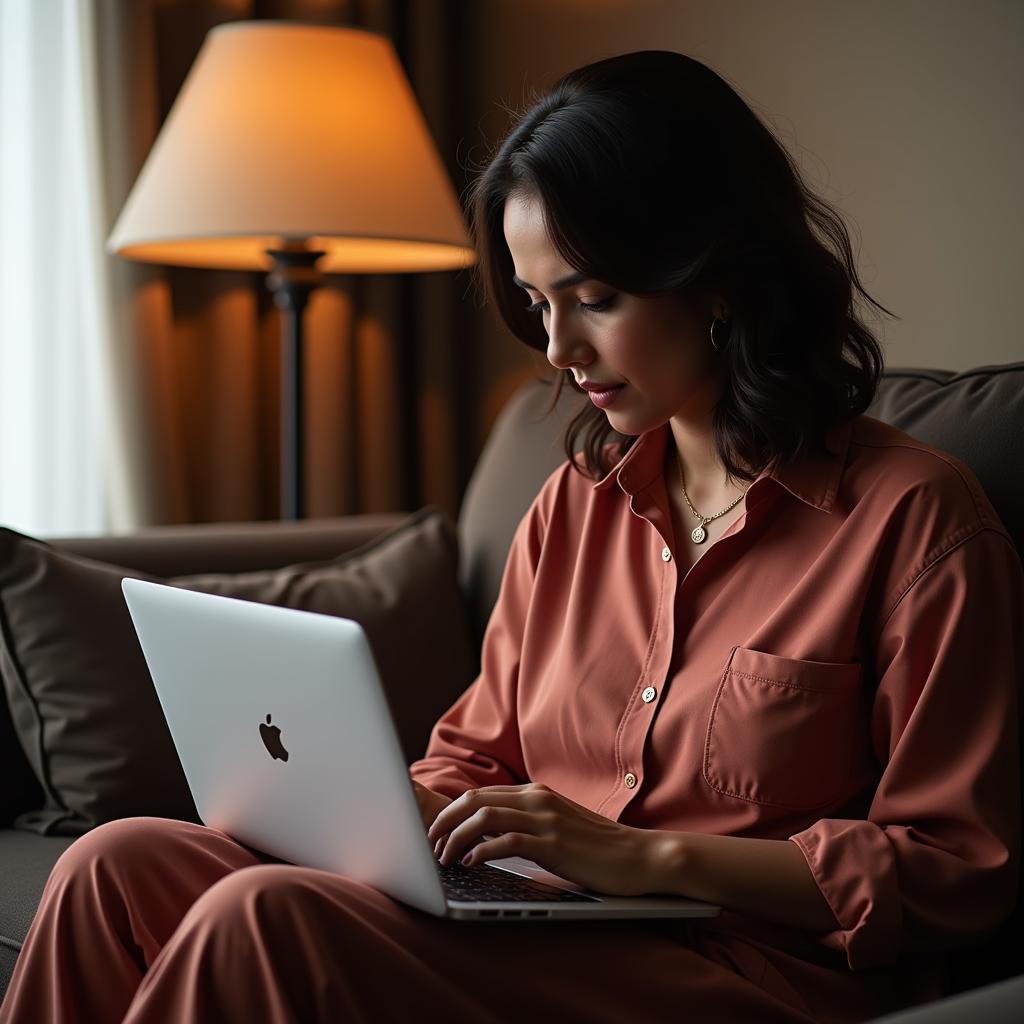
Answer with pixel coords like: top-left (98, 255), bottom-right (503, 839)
top-left (601, 412), bottom-right (637, 436)
top-left (603, 409), bottom-right (662, 438)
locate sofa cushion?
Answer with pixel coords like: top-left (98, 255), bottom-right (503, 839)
top-left (0, 831), bottom-right (76, 995)
top-left (0, 685), bottom-right (43, 831)
top-left (0, 507), bottom-right (475, 837)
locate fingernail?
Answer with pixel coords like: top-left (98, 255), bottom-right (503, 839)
top-left (461, 853), bottom-right (472, 866)
top-left (434, 836), bottom-right (443, 856)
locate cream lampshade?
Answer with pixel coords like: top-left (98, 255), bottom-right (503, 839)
top-left (108, 21), bottom-right (475, 518)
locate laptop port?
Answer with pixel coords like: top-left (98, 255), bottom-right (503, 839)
top-left (479, 910), bottom-right (498, 917)
top-left (503, 910), bottom-right (522, 917)
top-left (527, 910), bottom-right (548, 917)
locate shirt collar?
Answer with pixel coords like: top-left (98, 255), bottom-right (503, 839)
top-left (591, 417), bottom-right (854, 513)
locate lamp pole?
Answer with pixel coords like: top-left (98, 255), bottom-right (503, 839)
top-left (265, 243), bottom-right (325, 520)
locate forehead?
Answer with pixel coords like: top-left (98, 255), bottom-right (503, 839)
top-left (502, 194), bottom-right (570, 271)
top-left (499, 193), bottom-right (557, 253)
top-left (502, 193), bottom-right (545, 236)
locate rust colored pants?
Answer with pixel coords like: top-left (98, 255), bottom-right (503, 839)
top-left (0, 816), bottom-right (828, 1023)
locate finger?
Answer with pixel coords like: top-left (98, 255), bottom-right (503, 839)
top-left (427, 785), bottom-right (541, 843)
top-left (435, 832), bottom-right (494, 860)
top-left (457, 831), bottom-right (546, 869)
top-left (439, 807), bottom-right (539, 867)
top-left (428, 787), bottom-right (546, 848)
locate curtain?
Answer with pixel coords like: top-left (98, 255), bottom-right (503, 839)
top-left (0, 0), bottom-right (118, 535)
top-left (91, 0), bottom-right (478, 528)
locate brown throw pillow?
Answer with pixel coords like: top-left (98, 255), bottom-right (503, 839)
top-left (0, 508), bottom-right (475, 836)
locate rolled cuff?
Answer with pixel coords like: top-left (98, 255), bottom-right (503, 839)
top-left (789, 819), bottom-right (902, 970)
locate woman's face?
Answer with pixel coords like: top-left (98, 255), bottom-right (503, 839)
top-left (502, 193), bottom-right (725, 438)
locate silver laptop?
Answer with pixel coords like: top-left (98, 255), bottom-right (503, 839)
top-left (121, 578), bottom-right (720, 923)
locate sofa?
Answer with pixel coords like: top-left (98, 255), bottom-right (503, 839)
top-left (1, 363), bottom-right (1022, 1020)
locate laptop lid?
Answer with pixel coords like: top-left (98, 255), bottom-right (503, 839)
top-left (122, 577), bottom-right (451, 916)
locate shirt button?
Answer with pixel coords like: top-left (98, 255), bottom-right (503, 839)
top-left (661, 546), bottom-right (672, 562)
top-left (624, 772), bottom-right (637, 789)
top-left (642, 686), bottom-right (657, 703)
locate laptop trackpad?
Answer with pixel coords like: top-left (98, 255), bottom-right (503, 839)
top-left (484, 856), bottom-right (593, 895)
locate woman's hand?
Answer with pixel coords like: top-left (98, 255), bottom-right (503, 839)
top-left (425, 782), bottom-right (663, 898)
top-left (411, 779), bottom-right (454, 833)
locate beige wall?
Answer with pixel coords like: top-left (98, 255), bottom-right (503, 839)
top-left (463, 0), bottom-right (1024, 444)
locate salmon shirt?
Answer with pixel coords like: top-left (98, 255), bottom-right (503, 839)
top-left (409, 413), bottom-right (1022, 998)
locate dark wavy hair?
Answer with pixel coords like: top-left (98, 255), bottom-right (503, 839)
top-left (466, 50), bottom-right (893, 484)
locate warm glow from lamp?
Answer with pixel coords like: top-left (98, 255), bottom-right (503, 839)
top-left (107, 21), bottom-right (476, 273)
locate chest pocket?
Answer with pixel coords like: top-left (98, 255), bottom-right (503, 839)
top-left (702, 645), bottom-right (863, 810)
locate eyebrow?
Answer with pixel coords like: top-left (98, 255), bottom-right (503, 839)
top-left (512, 271), bottom-right (593, 292)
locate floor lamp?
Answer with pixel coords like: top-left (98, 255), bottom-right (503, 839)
top-left (108, 22), bottom-right (475, 519)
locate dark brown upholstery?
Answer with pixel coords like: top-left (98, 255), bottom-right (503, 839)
top-left (54, 514), bottom-right (407, 578)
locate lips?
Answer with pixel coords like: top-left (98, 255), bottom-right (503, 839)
top-left (583, 383), bottom-right (626, 409)
top-left (577, 381), bottom-right (624, 392)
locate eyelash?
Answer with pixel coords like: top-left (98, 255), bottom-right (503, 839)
top-left (524, 296), bottom-right (615, 316)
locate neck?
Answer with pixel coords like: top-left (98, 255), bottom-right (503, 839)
top-left (666, 424), bottom-right (730, 497)
top-left (664, 431), bottom-right (756, 516)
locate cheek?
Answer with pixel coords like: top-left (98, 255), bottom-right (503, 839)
top-left (598, 305), bottom-right (705, 384)
top-left (622, 325), bottom-right (695, 380)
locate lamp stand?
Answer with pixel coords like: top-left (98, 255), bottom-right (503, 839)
top-left (266, 245), bottom-right (325, 520)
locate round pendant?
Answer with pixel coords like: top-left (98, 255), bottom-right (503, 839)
top-left (691, 525), bottom-right (707, 543)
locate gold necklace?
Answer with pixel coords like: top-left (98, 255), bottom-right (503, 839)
top-left (677, 454), bottom-right (751, 543)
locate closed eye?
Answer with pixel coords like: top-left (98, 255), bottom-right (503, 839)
top-left (525, 296), bottom-right (616, 316)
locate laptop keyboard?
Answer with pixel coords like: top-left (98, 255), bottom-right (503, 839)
top-left (438, 861), bottom-right (599, 903)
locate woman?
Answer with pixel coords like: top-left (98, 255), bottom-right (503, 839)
top-left (2, 50), bottom-right (1020, 1024)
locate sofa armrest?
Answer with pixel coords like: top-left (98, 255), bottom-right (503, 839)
top-left (46, 514), bottom-right (407, 577)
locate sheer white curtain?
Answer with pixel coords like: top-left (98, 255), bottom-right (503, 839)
top-left (0, 0), bottom-right (120, 536)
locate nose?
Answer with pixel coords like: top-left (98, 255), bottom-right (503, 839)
top-left (544, 310), bottom-right (593, 372)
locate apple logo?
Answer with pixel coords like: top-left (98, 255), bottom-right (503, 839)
top-left (259, 713), bottom-right (289, 762)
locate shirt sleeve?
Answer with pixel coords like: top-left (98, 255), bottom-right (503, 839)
top-left (407, 481), bottom-right (550, 802)
top-left (788, 527), bottom-right (1023, 971)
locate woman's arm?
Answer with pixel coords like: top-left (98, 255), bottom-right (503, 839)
top-left (644, 830), bottom-right (839, 932)
top-left (408, 482), bottom-right (553, 800)
top-left (431, 783), bottom-right (835, 933)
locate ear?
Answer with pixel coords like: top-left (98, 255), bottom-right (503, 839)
top-left (710, 294), bottom-right (730, 321)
